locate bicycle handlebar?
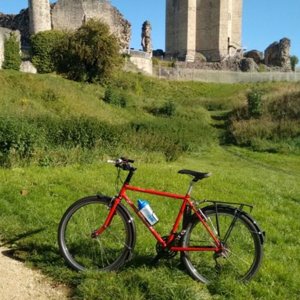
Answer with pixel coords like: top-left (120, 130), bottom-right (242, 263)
top-left (107, 157), bottom-right (136, 171)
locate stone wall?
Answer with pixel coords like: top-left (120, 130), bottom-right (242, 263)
top-left (166, 0), bottom-right (243, 62)
top-left (196, 0), bottom-right (220, 61)
top-left (0, 9), bottom-right (30, 46)
top-left (165, 0), bottom-right (190, 60)
top-left (154, 66), bottom-right (300, 83)
top-left (0, 1), bottom-right (131, 51)
top-left (51, 0), bottom-right (131, 51)
top-left (129, 50), bottom-right (153, 75)
top-left (28, 0), bottom-right (51, 34)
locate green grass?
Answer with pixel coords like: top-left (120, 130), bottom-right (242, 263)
top-left (1, 69), bottom-right (300, 298)
top-left (0, 147), bottom-right (299, 299)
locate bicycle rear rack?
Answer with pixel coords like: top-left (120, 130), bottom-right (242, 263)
top-left (195, 199), bottom-right (254, 213)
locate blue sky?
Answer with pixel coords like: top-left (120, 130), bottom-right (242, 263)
top-left (1, 0), bottom-right (299, 58)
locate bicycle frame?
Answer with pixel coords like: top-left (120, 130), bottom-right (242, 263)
top-left (94, 181), bottom-right (223, 253)
top-left (59, 159), bottom-right (264, 282)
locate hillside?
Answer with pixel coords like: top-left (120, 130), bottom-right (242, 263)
top-left (1, 70), bottom-right (299, 167)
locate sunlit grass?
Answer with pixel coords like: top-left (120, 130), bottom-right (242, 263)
top-left (0, 147), bottom-right (299, 299)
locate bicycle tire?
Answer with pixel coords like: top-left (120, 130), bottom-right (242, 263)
top-left (181, 205), bottom-right (263, 283)
top-left (58, 195), bottom-right (136, 271)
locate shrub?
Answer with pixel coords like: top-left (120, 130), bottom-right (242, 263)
top-left (268, 91), bottom-right (300, 121)
top-left (56, 19), bottom-right (122, 83)
top-left (31, 30), bottom-right (66, 73)
top-left (103, 86), bottom-right (127, 107)
top-left (2, 33), bottom-right (21, 70)
top-left (41, 89), bottom-right (60, 102)
top-left (247, 89), bottom-right (263, 118)
top-left (149, 100), bottom-right (176, 117)
top-left (164, 142), bottom-right (184, 162)
top-left (45, 117), bottom-right (121, 150)
top-left (258, 64), bottom-right (267, 73)
top-left (227, 89), bottom-right (300, 152)
top-left (0, 117), bottom-right (37, 165)
top-left (290, 55), bottom-right (299, 72)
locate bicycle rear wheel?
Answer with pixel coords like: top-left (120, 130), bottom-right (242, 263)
top-left (181, 206), bottom-right (263, 283)
top-left (58, 196), bottom-right (135, 271)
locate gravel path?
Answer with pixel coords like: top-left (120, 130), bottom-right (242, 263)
top-left (0, 247), bottom-right (69, 300)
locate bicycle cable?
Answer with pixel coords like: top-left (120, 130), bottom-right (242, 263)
top-left (115, 167), bottom-right (123, 194)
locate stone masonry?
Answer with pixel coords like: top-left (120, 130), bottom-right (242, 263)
top-left (0, 9), bottom-right (30, 46)
top-left (51, 0), bottom-right (131, 51)
top-left (264, 38), bottom-right (292, 71)
top-left (28, 0), bottom-right (51, 34)
top-left (0, 0), bottom-right (131, 52)
top-left (166, 0), bottom-right (243, 62)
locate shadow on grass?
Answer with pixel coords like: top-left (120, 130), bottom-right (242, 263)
top-left (0, 228), bottom-right (46, 247)
top-left (0, 228), bottom-right (63, 267)
top-left (126, 252), bottom-right (184, 271)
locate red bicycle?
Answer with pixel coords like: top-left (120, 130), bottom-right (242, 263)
top-left (58, 157), bottom-right (264, 283)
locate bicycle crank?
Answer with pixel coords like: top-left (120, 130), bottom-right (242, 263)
top-left (154, 236), bottom-right (178, 262)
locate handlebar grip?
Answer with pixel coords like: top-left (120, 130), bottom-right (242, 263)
top-left (107, 160), bottom-right (116, 164)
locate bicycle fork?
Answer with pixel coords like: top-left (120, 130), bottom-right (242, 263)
top-left (91, 197), bottom-right (121, 238)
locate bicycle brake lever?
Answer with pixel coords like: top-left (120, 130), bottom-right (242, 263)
top-left (121, 157), bottom-right (135, 163)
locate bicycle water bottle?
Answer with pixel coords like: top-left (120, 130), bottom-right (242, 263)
top-left (137, 199), bottom-right (159, 226)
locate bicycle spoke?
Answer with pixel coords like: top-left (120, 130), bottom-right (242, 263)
top-left (182, 207), bottom-right (262, 283)
top-left (59, 197), bottom-right (134, 271)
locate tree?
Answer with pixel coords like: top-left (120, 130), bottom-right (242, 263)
top-left (290, 55), bottom-right (299, 72)
top-left (57, 19), bottom-right (123, 83)
top-left (31, 30), bottom-right (66, 73)
top-left (2, 33), bottom-right (21, 71)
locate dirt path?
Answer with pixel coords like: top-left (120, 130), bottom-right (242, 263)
top-left (0, 247), bottom-right (69, 300)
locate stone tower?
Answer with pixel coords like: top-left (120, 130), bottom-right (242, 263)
top-left (51, 0), bottom-right (131, 51)
top-left (166, 0), bottom-right (243, 62)
top-left (28, 0), bottom-right (52, 34)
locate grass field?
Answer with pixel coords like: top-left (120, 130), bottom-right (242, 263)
top-left (0, 147), bottom-right (299, 299)
top-left (0, 70), bottom-right (300, 299)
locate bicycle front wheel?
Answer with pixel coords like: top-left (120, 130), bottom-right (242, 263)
top-left (181, 206), bottom-right (263, 283)
top-left (58, 196), bottom-right (135, 271)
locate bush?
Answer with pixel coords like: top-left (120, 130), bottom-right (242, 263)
top-left (0, 117), bottom-right (37, 165)
top-left (290, 55), bottom-right (299, 72)
top-left (2, 33), bottom-right (21, 70)
top-left (268, 91), bottom-right (300, 121)
top-left (31, 30), bottom-right (66, 73)
top-left (45, 117), bottom-right (121, 150)
top-left (103, 86), bottom-right (127, 107)
top-left (247, 89), bottom-right (263, 118)
top-left (227, 89), bottom-right (300, 152)
top-left (149, 100), bottom-right (177, 117)
top-left (56, 19), bottom-right (122, 83)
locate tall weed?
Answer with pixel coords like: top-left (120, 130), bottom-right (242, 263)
top-left (0, 117), bottom-right (38, 166)
top-left (228, 89), bottom-right (300, 153)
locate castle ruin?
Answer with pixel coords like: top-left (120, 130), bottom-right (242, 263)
top-left (1, 0), bottom-right (244, 65)
top-left (0, 0), bottom-right (131, 52)
top-left (28, 0), bottom-right (51, 34)
top-left (0, 0), bottom-right (292, 75)
top-left (166, 0), bottom-right (243, 62)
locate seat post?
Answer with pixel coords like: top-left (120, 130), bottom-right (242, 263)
top-left (186, 181), bottom-right (195, 196)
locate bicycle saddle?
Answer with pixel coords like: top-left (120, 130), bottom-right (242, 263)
top-left (178, 169), bottom-right (211, 182)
